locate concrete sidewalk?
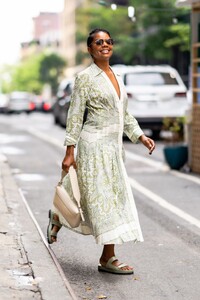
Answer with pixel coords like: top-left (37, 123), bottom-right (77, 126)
top-left (0, 154), bottom-right (73, 300)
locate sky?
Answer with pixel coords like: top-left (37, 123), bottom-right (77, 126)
top-left (0, 0), bottom-right (64, 66)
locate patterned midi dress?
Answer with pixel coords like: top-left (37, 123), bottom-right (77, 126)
top-left (53, 63), bottom-right (144, 245)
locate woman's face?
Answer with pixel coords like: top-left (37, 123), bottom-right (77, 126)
top-left (88, 31), bottom-right (113, 62)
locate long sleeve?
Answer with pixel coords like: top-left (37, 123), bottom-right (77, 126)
top-left (64, 73), bottom-right (90, 146)
top-left (124, 110), bottom-right (144, 143)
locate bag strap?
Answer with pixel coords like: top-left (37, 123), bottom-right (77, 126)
top-left (61, 167), bottom-right (85, 222)
top-left (68, 166), bottom-right (81, 202)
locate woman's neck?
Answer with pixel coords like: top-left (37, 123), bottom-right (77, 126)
top-left (93, 60), bottom-right (110, 73)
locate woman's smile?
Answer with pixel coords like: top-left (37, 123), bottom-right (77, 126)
top-left (100, 49), bottom-right (110, 54)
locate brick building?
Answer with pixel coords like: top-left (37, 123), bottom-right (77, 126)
top-left (33, 12), bottom-right (61, 47)
top-left (20, 12), bottom-right (62, 60)
top-left (177, 0), bottom-right (200, 173)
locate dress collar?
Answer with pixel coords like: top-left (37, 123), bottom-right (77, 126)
top-left (89, 63), bottom-right (104, 77)
top-left (89, 63), bottom-right (121, 77)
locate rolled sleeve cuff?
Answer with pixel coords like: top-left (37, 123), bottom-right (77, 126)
top-left (63, 135), bottom-right (77, 146)
top-left (130, 128), bottom-right (144, 143)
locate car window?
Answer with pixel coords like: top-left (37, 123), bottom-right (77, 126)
top-left (125, 72), bottom-right (178, 86)
top-left (66, 83), bottom-right (73, 95)
top-left (63, 82), bottom-right (73, 95)
top-left (10, 93), bottom-right (30, 100)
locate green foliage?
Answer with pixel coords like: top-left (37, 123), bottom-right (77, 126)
top-left (9, 55), bottom-right (42, 94)
top-left (4, 52), bottom-right (66, 95)
top-left (76, 0), bottom-right (190, 65)
top-left (88, 7), bottom-right (132, 36)
top-left (163, 116), bottom-right (186, 142)
top-left (164, 24), bottom-right (190, 51)
top-left (76, 50), bottom-right (88, 65)
top-left (38, 53), bottom-right (66, 95)
top-left (0, 65), bottom-right (14, 93)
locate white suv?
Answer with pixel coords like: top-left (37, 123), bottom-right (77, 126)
top-left (111, 64), bottom-right (190, 138)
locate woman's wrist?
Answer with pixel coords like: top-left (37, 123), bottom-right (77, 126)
top-left (66, 145), bottom-right (75, 155)
top-left (139, 134), bottom-right (146, 142)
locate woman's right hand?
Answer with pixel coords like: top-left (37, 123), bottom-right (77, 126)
top-left (62, 145), bottom-right (77, 173)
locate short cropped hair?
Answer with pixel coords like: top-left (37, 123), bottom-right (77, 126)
top-left (87, 28), bottom-right (111, 47)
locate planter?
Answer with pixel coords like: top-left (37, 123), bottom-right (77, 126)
top-left (163, 144), bottom-right (188, 170)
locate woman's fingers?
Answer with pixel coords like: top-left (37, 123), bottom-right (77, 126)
top-left (148, 138), bottom-right (155, 154)
top-left (62, 161), bottom-right (77, 173)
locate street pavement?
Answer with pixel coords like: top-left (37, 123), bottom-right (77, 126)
top-left (1, 112), bottom-right (200, 300)
top-left (0, 153), bottom-right (74, 300)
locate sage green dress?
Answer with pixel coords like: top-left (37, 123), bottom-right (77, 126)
top-left (54, 63), bottom-right (144, 245)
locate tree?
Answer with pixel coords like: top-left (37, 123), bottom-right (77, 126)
top-left (39, 53), bottom-right (66, 95)
top-left (6, 52), bottom-right (66, 95)
top-left (9, 55), bottom-right (42, 94)
top-left (76, 0), bottom-right (190, 68)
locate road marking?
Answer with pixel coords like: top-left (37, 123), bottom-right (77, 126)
top-left (19, 188), bottom-right (78, 300)
top-left (15, 173), bottom-right (45, 181)
top-left (129, 177), bottom-right (200, 229)
top-left (25, 127), bottom-right (200, 229)
top-left (27, 127), bottom-right (64, 149)
top-left (170, 170), bottom-right (200, 185)
top-left (125, 151), bottom-right (169, 171)
top-left (126, 150), bottom-right (200, 185)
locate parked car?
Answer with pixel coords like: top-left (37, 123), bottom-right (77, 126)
top-left (53, 77), bottom-right (88, 127)
top-left (53, 78), bottom-right (74, 127)
top-left (7, 91), bottom-right (35, 114)
top-left (0, 93), bottom-right (9, 113)
top-left (111, 64), bottom-right (190, 138)
top-left (32, 95), bottom-right (55, 112)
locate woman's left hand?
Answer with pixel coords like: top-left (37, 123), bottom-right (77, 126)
top-left (139, 134), bottom-right (155, 155)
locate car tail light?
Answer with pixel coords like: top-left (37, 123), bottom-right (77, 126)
top-left (43, 102), bottom-right (51, 111)
top-left (174, 92), bottom-right (187, 98)
top-left (29, 102), bottom-right (35, 110)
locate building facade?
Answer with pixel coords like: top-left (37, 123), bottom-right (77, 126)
top-left (61, 0), bottom-right (93, 76)
top-left (33, 12), bottom-right (61, 47)
top-left (61, 1), bottom-right (76, 69)
top-left (177, 0), bottom-right (200, 173)
top-left (20, 12), bottom-right (62, 61)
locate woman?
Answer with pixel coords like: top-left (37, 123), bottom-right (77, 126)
top-left (47, 28), bottom-right (155, 275)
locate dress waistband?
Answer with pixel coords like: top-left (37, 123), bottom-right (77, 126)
top-left (80, 124), bottom-right (120, 143)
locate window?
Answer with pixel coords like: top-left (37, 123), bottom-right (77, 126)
top-left (125, 72), bottom-right (178, 86)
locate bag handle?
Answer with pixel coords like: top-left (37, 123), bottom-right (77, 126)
top-left (61, 167), bottom-right (85, 222)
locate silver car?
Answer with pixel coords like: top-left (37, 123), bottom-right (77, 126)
top-left (7, 91), bottom-right (35, 114)
top-left (111, 65), bottom-right (190, 138)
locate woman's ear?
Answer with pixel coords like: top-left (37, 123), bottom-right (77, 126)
top-left (87, 47), bottom-right (93, 58)
top-left (88, 46), bottom-right (92, 54)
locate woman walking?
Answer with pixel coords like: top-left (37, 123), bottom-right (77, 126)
top-left (47, 28), bottom-right (155, 275)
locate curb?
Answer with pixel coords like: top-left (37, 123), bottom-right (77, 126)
top-left (0, 154), bottom-right (74, 300)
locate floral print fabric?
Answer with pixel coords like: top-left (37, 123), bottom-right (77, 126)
top-left (54, 63), bottom-right (144, 245)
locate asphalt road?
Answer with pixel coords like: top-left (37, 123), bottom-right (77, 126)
top-left (0, 112), bottom-right (200, 300)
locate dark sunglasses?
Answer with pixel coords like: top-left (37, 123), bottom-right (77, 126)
top-left (91, 38), bottom-right (114, 46)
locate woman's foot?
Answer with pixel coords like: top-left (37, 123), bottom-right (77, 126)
top-left (99, 244), bottom-right (133, 272)
top-left (99, 256), bottom-right (134, 275)
top-left (100, 255), bottom-right (133, 271)
top-left (47, 210), bottom-right (62, 244)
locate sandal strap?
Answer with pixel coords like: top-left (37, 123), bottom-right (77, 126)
top-left (106, 256), bottom-right (118, 267)
top-left (49, 210), bottom-right (62, 228)
top-left (52, 219), bottom-right (62, 228)
top-left (118, 263), bottom-right (128, 269)
top-left (50, 232), bottom-right (57, 237)
top-left (106, 257), bottom-right (131, 270)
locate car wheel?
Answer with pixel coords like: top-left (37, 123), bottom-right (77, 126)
top-left (54, 116), bottom-right (59, 124)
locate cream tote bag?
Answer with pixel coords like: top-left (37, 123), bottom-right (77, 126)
top-left (53, 166), bottom-right (85, 228)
